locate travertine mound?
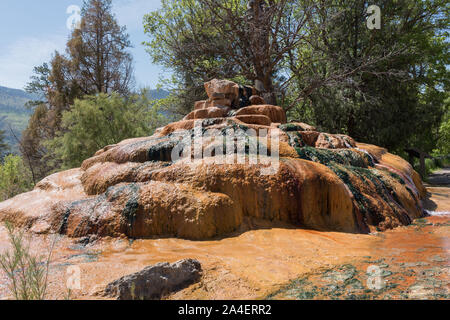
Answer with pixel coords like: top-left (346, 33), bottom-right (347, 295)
top-left (0, 79), bottom-right (426, 239)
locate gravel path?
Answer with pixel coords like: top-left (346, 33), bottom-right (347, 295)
top-left (427, 167), bottom-right (450, 186)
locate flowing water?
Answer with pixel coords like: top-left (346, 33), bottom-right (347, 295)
top-left (0, 171), bottom-right (448, 300)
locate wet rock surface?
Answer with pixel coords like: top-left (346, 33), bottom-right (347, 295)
top-left (0, 181), bottom-right (447, 300)
top-left (104, 259), bottom-right (202, 300)
top-left (266, 206), bottom-right (449, 300)
top-left (267, 253), bottom-right (449, 300)
top-left (269, 259), bottom-right (448, 299)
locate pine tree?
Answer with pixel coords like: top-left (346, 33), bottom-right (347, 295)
top-left (0, 129), bottom-right (9, 159)
top-left (22, 0), bottom-right (134, 180)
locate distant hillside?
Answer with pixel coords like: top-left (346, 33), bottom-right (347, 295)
top-left (0, 86), bottom-right (35, 154)
top-left (0, 87), bottom-right (170, 154)
top-left (147, 89), bottom-right (170, 100)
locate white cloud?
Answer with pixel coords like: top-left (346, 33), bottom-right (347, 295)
top-left (0, 35), bottom-right (66, 89)
top-left (113, 0), bottom-right (161, 31)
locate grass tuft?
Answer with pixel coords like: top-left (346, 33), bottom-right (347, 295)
top-left (0, 221), bottom-right (56, 300)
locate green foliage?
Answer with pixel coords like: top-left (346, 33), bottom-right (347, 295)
top-left (0, 113), bottom-right (29, 152)
top-left (46, 92), bottom-right (169, 169)
top-left (143, 0), bottom-right (297, 111)
top-left (0, 128), bottom-right (9, 158)
top-left (143, 0), bottom-right (232, 114)
top-left (435, 106), bottom-right (450, 155)
top-left (0, 155), bottom-right (33, 201)
top-left (0, 222), bottom-right (55, 300)
top-left (144, 0), bottom-right (448, 153)
top-left (425, 158), bottom-right (440, 175)
top-left (287, 0), bottom-right (449, 153)
top-left (22, 0), bottom-right (134, 180)
top-left (422, 156), bottom-right (450, 176)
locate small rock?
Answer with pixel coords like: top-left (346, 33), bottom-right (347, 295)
top-left (29, 221), bottom-right (51, 234)
top-left (194, 100), bottom-right (207, 110)
top-left (104, 259), bottom-right (202, 300)
top-left (249, 95), bottom-right (265, 105)
top-left (204, 79), bottom-right (239, 102)
top-left (89, 285), bottom-right (104, 296)
top-left (76, 234), bottom-right (98, 246)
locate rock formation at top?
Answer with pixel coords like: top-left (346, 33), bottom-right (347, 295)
top-left (0, 79), bottom-right (426, 240)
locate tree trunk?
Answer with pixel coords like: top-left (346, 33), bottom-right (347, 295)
top-left (419, 154), bottom-right (426, 179)
top-left (262, 77), bottom-right (277, 105)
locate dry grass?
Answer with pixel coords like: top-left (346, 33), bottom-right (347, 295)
top-left (0, 221), bottom-right (56, 300)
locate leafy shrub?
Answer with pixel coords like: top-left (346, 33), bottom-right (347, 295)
top-left (436, 113), bottom-right (449, 156)
top-left (0, 155), bottom-right (33, 201)
top-left (422, 156), bottom-right (450, 176)
top-left (0, 222), bottom-right (55, 300)
top-left (425, 158), bottom-right (439, 175)
top-left (46, 91), bottom-right (169, 170)
top-left (0, 128), bottom-right (9, 158)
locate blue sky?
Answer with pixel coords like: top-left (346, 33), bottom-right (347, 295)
top-left (0, 0), bottom-right (165, 90)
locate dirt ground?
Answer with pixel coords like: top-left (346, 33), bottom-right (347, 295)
top-left (0, 169), bottom-right (448, 300)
